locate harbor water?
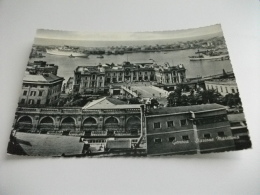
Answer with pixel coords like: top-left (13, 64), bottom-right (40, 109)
top-left (29, 49), bottom-right (234, 82)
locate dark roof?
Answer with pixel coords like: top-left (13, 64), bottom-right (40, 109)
top-left (14, 132), bottom-right (84, 156)
top-left (147, 104), bottom-right (225, 115)
top-left (106, 140), bottom-right (131, 149)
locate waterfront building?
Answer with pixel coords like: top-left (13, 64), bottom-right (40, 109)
top-left (72, 61), bottom-right (186, 94)
top-left (205, 78), bottom-right (238, 96)
top-left (145, 104), bottom-right (235, 156)
top-left (19, 72), bottom-right (64, 105)
top-left (153, 63), bottom-right (186, 86)
top-left (27, 61), bottom-right (58, 75)
top-left (73, 66), bottom-right (106, 94)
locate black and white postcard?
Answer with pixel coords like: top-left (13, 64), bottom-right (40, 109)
top-left (7, 24), bottom-right (251, 157)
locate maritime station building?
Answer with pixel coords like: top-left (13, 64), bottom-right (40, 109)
top-left (72, 61), bottom-right (186, 95)
top-left (13, 97), bottom-right (143, 145)
top-left (145, 104), bottom-right (235, 156)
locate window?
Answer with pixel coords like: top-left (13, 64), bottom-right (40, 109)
top-left (37, 99), bottom-right (41, 104)
top-left (99, 82), bottom-right (102, 87)
top-left (39, 91), bottom-right (43, 96)
top-left (154, 122), bottom-right (161, 129)
top-left (92, 75), bottom-right (96, 79)
top-left (20, 99), bottom-right (25, 104)
top-left (225, 87), bottom-right (228, 93)
top-left (180, 119), bottom-right (187, 126)
top-left (154, 138), bottom-right (162, 143)
top-left (220, 86), bottom-right (223, 92)
top-left (30, 91), bottom-right (36, 96)
top-left (204, 133), bottom-right (211, 139)
top-left (28, 99), bottom-right (34, 105)
top-left (24, 84), bottom-right (28, 87)
top-left (167, 121), bottom-right (174, 127)
top-left (182, 135), bottom-right (189, 141)
top-left (231, 88), bottom-right (235, 93)
top-left (23, 90), bottom-right (27, 96)
top-left (218, 132), bottom-right (225, 137)
top-left (168, 137), bottom-right (176, 142)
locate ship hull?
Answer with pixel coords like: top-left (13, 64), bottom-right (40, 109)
top-left (189, 54), bottom-right (229, 61)
top-left (46, 49), bottom-right (88, 57)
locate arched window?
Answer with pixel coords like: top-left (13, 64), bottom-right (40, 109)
top-left (126, 117), bottom-right (141, 132)
top-left (40, 117), bottom-right (54, 124)
top-left (61, 117), bottom-right (75, 124)
top-left (83, 117), bottom-right (97, 125)
top-left (105, 117), bottom-right (118, 124)
top-left (18, 116), bottom-right (32, 123)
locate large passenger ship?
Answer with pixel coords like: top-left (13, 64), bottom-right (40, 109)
top-left (46, 46), bottom-right (89, 57)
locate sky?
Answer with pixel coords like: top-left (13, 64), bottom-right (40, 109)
top-left (36, 24), bottom-right (223, 41)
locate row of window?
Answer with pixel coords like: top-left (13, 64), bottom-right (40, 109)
top-left (154, 119), bottom-right (188, 129)
top-left (153, 115), bottom-right (228, 129)
top-left (23, 84), bottom-right (45, 88)
top-left (153, 132), bottom-right (226, 143)
top-left (207, 84), bottom-right (238, 94)
top-left (84, 82), bottom-right (103, 87)
top-left (23, 90), bottom-right (43, 96)
top-left (85, 76), bottom-right (104, 80)
top-left (20, 99), bottom-right (41, 105)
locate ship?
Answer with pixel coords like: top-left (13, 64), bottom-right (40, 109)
top-left (46, 46), bottom-right (89, 57)
top-left (189, 53), bottom-right (229, 61)
top-left (189, 49), bottom-right (229, 61)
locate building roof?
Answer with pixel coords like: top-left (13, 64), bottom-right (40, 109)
top-left (106, 140), bottom-right (131, 149)
top-left (14, 132), bottom-right (84, 156)
top-left (23, 73), bottom-right (64, 83)
top-left (147, 104), bottom-right (225, 115)
top-left (82, 97), bottom-right (141, 110)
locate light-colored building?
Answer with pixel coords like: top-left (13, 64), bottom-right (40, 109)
top-left (153, 63), bottom-right (186, 85)
top-left (205, 79), bottom-right (238, 96)
top-left (73, 66), bottom-right (106, 94)
top-left (19, 73), bottom-right (64, 105)
top-left (73, 61), bottom-right (186, 94)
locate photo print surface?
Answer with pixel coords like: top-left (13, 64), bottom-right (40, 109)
top-left (7, 24), bottom-right (252, 157)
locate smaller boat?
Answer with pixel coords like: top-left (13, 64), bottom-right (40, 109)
top-left (69, 54), bottom-right (75, 58)
top-left (97, 55), bottom-right (104, 58)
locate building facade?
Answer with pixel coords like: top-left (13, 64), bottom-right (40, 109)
top-left (14, 97), bottom-right (142, 135)
top-left (72, 61), bottom-right (187, 94)
top-left (73, 66), bottom-right (106, 94)
top-left (153, 63), bottom-right (186, 85)
top-left (205, 79), bottom-right (238, 96)
top-left (145, 104), bottom-right (235, 155)
top-left (19, 73), bottom-right (64, 105)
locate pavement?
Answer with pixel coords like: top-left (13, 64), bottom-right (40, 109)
top-left (124, 82), bottom-right (169, 106)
